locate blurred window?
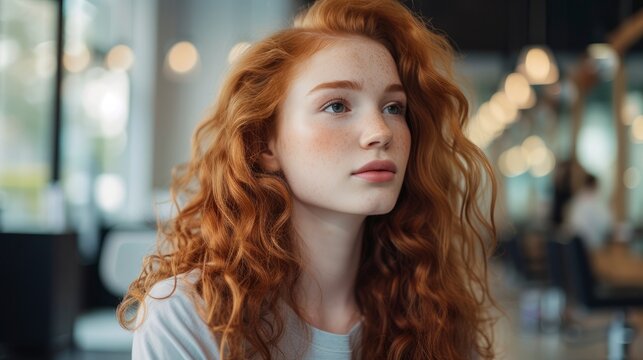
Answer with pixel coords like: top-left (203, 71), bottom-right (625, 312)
top-left (0, 0), bottom-right (58, 230)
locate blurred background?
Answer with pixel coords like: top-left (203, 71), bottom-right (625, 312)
top-left (1, 0), bottom-right (643, 359)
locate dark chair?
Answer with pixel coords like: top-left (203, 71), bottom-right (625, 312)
top-left (540, 237), bottom-right (571, 332)
top-left (546, 237), bottom-right (568, 291)
top-left (0, 232), bottom-right (81, 358)
top-left (505, 232), bottom-right (549, 285)
top-left (563, 235), bottom-right (643, 360)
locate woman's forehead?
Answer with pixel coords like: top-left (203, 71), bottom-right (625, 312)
top-left (287, 37), bottom-right (401, 92)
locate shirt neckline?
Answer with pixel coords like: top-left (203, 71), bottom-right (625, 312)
top-left (280, 302), bottom-right (362, 353)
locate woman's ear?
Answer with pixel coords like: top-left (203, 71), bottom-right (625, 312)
top-left (259, 139), bottom-right (281, 172)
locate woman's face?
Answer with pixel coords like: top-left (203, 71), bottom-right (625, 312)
top-left (265, 36), bottom-right (411, 216)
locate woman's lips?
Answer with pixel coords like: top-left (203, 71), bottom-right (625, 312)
top-left (353, 170), bottom-right (395, 182)
top-left (352, 160), bottom-right (397, 182)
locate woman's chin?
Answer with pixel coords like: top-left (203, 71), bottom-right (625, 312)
top-left (359, 202), bottom-right (398, 216)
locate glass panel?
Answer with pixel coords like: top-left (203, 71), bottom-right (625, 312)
top-left (60, 0), bottom-right (133, 260)
top-left (0, 0), bottom-right (58, 230)
top-left (624, 55), bottom-right (643, 226)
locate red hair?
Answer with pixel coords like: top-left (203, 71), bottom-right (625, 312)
top-left (118, 0), bottom-right (497, 359)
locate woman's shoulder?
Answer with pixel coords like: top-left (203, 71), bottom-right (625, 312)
top-left (132, 269), bottom-right (220, 359)
top-left (146, 269), bottom-right (201, 301)
top-left (140, 269), bottom-right (204, 319)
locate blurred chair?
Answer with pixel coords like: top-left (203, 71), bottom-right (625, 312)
top-left (564, 235), bottom-right (643, 360)
top-left (73, 229), bottom-right (157, 352)
top-left (539, 236), bottom-right (569, 333)
top-left (546, 236), bottom-right (568, 291)
top-left (505, 231), bottom-right (549, 286)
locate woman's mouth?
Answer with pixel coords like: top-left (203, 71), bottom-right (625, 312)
top-left (352, 170), bottom-right (395, 182)
top-left (351, 160), bottom-right (397, 182)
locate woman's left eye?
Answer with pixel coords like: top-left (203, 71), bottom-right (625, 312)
top-left (322, 101), bottom-right (349, 114)
top-left (384, 104), bottom-right (405, 115)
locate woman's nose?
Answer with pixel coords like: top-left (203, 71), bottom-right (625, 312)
top-left (359, 111), bottom-right (393, 149)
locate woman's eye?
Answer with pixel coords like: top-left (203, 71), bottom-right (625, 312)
top-left (322, 101), bottom-right (348, 114)
top-left (384, 104), bottom-right (405, 115)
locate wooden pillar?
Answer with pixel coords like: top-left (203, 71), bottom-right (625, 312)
top-left (568, 9), bottom-right (643, 227)
top-left (569, 59), bottom-right (596, 193)
top-left (570, 89), bottom-right (585, 192)
top-left (612, 55), bottom-right (627, 224)
top-left (608, 9), bottom-right (643, 226)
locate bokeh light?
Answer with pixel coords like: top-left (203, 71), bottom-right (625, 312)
top-left (95, 174), bottom-right (126, 212)
top-left (64, 42), bottom-right (91, 73)
top-left (525, 48), bottom-right (550, 81)
top-left (228, 42), bottom-right (252, 64)
top-left (631, 115), bottom-right (643, 143)
top-left (490, 92), bottom-right (518, 124)
top-left (166, 41), bottom-right (199, 74)
top-left (498, 146), bottom-right (529, 177)
top-left (106, 44), bottom-right (135, 71)
top-left (504, 73), bottom-right (536, 109)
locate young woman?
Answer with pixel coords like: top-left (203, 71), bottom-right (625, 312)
top-left (119, 0), bottom-right (498, 358)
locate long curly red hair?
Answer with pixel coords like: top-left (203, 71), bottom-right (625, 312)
top-left (118, 0), bottom-right (498, 359)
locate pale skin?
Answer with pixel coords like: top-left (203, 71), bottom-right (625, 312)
top-left (261, 36), bottom-right (411, 334)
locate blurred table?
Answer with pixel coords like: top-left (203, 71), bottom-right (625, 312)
top-left (592, 242), bottom-right (643, 287)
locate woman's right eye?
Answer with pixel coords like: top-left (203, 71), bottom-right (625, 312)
top-left (322, 101), bottom-right (349, 114)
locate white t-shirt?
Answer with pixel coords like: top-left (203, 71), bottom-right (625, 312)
top-left (132, 271), bottom-right (361, 359)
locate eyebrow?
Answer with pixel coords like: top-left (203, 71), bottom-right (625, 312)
top-left (307, 80), bottom-right (405, 95)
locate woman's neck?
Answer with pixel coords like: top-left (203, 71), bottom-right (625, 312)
top-left (291, 200), bottom-right (364, 334)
